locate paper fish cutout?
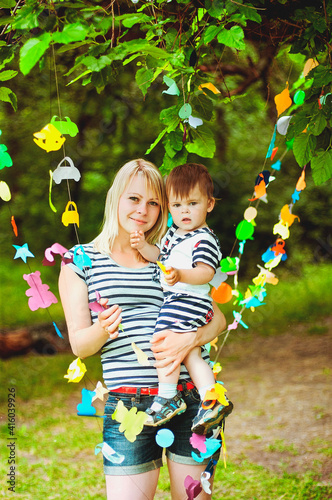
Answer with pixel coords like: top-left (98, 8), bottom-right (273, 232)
top-left (184, 475), bottom-right (202, 500)
top-left (43, 243), bottom-right (72, 266)
top-left (95, 442), bottom-right (125, 464)
top-left (280, 204), bottom-right (300, 226)
top-left (91, 381), bottom-right (109, 402)
top-left (273, 220), bottom-right (290, 239)
top-left (64, 357), bottom-right (87, 383)
top-left (274, 83), bottom-right (292, 117)
top-left (52, 156), bottom-right (81, 184)
top-left (112, 400), bottom-right (147, 442)
top-left (190, 433), bottom-right (207, 453)
top-left (235, 220), bottom-right (255, 240)
top-left (33, 123), bottom-right (66, 152)
top-left (77, 388), bottom-right (96, 416)
top-left (73, 245), bottom-right (91, 269)
top-left (50, 116), bottom-right (79, 137)
top-left (156, 429), bottom-right (174, 448)
top-left (23, 271), bottom-right (58, 311)
top-left (11, 215), bottom-right (18, 237)
top-left (132, 342), bottom-right (151, 366)
top-left (296, 170), bottom-right (306, 191)
top-left (162, 76), bottom-right (180, 96)
top-left (200, 471), bottom-right (212, 494)
top-left (0, 181), bottom-right (11, 201)
top-left (276, 115), bottom-right (292, 135)
top-left (13, 243), bottom-right (34, 263)
top-left (211, 282), bottom-right (232, 304)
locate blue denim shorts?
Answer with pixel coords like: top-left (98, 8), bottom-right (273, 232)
top-left (103, 384), bottom-right (221, 475)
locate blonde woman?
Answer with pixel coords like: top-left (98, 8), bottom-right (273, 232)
top-left (59, 159), bottom-right (226, 500)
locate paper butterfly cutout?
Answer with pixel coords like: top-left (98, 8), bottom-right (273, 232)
top-left (162, 75), bottom-right (180, 96)
top-left (111, 400), bottom-right (147, 442)
top-left (23, 271), bottom-right (58, 311)
top-left (64, 357), bottom-right (87, 383)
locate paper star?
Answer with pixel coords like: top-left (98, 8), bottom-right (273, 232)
top-left (91, 381), bottom-right (109, 402)
top-left (13, 243), bottom-right (34, 263)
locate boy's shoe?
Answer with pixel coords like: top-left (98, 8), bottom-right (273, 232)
top-left (191, 397), bottom-right (233, 435)
top-left (145, 391), bottom-right (187, 426)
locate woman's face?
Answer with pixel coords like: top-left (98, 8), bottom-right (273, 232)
top-left (118, 174), bottom-right (161, 235)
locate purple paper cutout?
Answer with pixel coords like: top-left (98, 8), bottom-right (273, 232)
top-left (23, 271), bottom-right (58, 311)
top-left (43, 242), bottom-right (72, 266)
top-left (184, 475), bottom-right (202, 500)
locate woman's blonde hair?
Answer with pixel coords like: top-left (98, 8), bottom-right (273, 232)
top-left (93, 159), bottom-right (168, 255)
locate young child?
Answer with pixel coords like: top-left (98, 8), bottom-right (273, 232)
top-left (130, 163), bottom-right (233, 435)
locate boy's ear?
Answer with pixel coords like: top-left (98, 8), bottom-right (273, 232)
top-left (207, 197), bottom-right (215, 213)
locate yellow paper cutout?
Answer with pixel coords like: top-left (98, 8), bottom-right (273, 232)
top-left (273, 220), bottom-right (290, 240)
top-left (303, 58), bottom-right (319, 77)
top-left (112, 400), bottom-right (148, 442)
top-left (210, 337), bottom-right (219, 352)
top-left (220, 429), bottom-right (227, 468)
top-left (296, 170), bottom-right (306, 191)
top-left (199, 82), bottom-right (221, 95)
top-left (156, 260), bottom-right (170, 274)
top-left (91, 381), bottom-right (109, 402)
top-left (0, 180), bottom-right (11, 201)
top-left (33, 123), bottom-right (66, 152)
top-left (132, 342), bottom-right (151, 366)
top-left (64, 357), bottom-right (87, 383)
top-left (274, 83), bottom-right (292, 117)
top-left (212, 362), bottom-right (222, 375)
top-left (203, 383), bottom-right (228, 409)
top-left (280, 204), bottom-right (300, 226)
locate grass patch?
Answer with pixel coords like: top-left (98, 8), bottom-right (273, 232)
top-left (1, 354), bottom-right (331, 499)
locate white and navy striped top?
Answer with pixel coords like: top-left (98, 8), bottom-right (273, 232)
top-left (66, 243), bottom-right (207, 390)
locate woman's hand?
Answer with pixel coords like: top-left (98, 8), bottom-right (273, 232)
top-left (151, 329), bottom-right (196, 376)
top-left (97, 300), bottom-right (122, 340)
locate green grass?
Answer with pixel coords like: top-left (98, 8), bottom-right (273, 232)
top-left (1, 354), bottom-right (331, 499)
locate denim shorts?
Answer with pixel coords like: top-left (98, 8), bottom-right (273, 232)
top-left (103, 384), bottom-right (221, 475)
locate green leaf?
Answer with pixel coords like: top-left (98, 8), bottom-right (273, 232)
top-left (293, 133), bottom-right (317, 167)
top-left (161, 149), bottom-right (188, 175)
top-left (308, 113), bottom-right (327, 136)
top-left (135, 67), bottom-right (154, 96)
top-left (0, 70), bottom-right (17, 82)
top-left (120, 14), bottom-right (152, 28)
top-left (206, 0), bottom-right (226, 18)
top-left (145, 128), bottom-right (167, 154)
top-left (0, 86), bottom-right (17, 111)
top-left (169, 130), bottom-right (183, 151)
top-left (160, 105), bottom-right (181, 132)
top-left (185, 127), bottom-right (216, 158)
top-left (238, 4), bottom-right (262, 23)
top-left (19, 34), bottom-right (51, 76)
top-left (203, 25), bottom-right (222, 44)
top-left (12, 5), bottom-right (44, 30)
top-left (191, 94), bottom-right (214, 121)
top-left (0, 0), bottom-right (16, 7)
top-left (311, 149), bottom-right (332, 185)
top-left (52, 23), bottom-right (89, 44)
top-left (217, 26), bottom-right (246, 50)
top-left (81, 55), bottom-right (111, 72)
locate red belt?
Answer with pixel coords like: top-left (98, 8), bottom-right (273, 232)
top-left (110, 381), bottom-right (195, 395)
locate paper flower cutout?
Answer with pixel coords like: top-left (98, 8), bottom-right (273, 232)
top-left (52, 156), bottom-right (81, 184)
top-left (274, 83), bottom-right (292, 117)
top-left (132, 342), bottom-right (151, 366)
top-left (13, 243), bottom-right (34, 263)
top-left (43, 243), bottom-right (72, 266)
top-left (184, 475), bottom-right (202, 500)
top-left (23, 271), bottom-right (58, 311)
top-left (91, 381), bottom-right (109, 402)
top-left (77, 388), bottom-right (96, 416)
top-left (112, 400), bottom-right (147, 442)
top-left (190, 433), bottom-right (206, 453)
top-left (50, 116), bottom-right (79, 137)
top-left (64, 357), bottom-right (87, 383)
top-left (33, 123), bottom-right (66, 152)
top-left (95, 442), bottom-right (125, 464)
top-left (0, 181), bottom-right (11, 201)
top-left (156, 429), bottom-right (174, 448)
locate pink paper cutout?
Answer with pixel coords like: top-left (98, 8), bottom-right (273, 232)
top-left (184, 475), bottom-right (202, 500)
top-left (89, 291), bottom-right (108, 313)
top-left (43, 243), bottom-right (72, 266)
top-left (190, 433), bottom-right (207, 453)
top-left (23, 271), bottom-right (58, 311)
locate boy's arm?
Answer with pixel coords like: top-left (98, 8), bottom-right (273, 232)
top-left (164, 262), bottom-right (215, 286)
top-left (130, 230), bottom-right (160, 262)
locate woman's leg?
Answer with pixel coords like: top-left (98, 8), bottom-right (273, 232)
top-left (105, 469), bottom-right (160, 500)
top-left (167, 459), bottom-right (214, 500)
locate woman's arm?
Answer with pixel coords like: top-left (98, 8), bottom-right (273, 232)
top-left (58, 265), bottom-right (122, 358)
top-left (151, 301), bottom-right (226, 375)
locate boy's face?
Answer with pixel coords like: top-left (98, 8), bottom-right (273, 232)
top-left (168, 184), bottom-right (215, 233)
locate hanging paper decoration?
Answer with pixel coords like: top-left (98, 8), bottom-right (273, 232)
top-left (190, 433), bottom-right (206, 453)
top-left (302, 58), bottom-right (319, 77)
top-left (211, 282), bottom-right (233, 304)
top-left (132, 342), bottom-right (151, 366)
top-left (77, 388), bottom-right (97, 416)
top-left (235, 220), bottom-right (255, 240)
top-left (33, 123), bottom-right (66, 152)
top-left (0, 130), bottom-right (13, 169)
top-left (280, 204), bottom-right (300, 226)
top-left (64, 357), bottom-right (87, 383)
top-left (111, 400), bottom-right (148, 443)
top-left (276, 116), bottom-right (292, 135)
top-left (48, 170), bottom-right (57, 212)
top-left (184, 475), bottom-right (202, 500)
top-left (91, 381), bottom-right (109, 402)
top-left (61, 201), bottom-right (79, 227)
top-left (50, 116), bottom-right (79, 137)
top-left (188, 115), bottom-right (203, 128)
top-left (200, 471), bottom-right (212, 494)
top-left (191, 437), bottom-right (221, 462)
top-left (73, 244), bottom-right (91, 269)
top-left (274, 83), bottom-right (292, 117)
top-left (202, 383), bottom-right (229, 409)
top-left (95, 442), bottom-right (125, 464)
top-left (199, 82), bottom-right (221, 95)
top-left (162, 75), bottom-right (180, 96)
top-left (43, 242), bottom-right (72, 266)
top-left (52, 156), bottom-right (81, 184)
top-left (0, 180), bottom-right (11, 201)
top-left (266, 125), bottom-right (277, 159)
top-left (11, 216), bottom-right (18, 237)
top-left (155, 428), bottom-right (175, 448)
top-left (23, 271), bottom-right (58, 311)
top-left (13, 243), bottom-right (34, 263)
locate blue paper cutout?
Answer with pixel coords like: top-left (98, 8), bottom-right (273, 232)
top-left (77, 388), bottom-right (96, 416)
top-left (271, 159), bottom-right (282, 171)
top-left (266, 125), bottom-right (277, 158)
top-left (73, 245), bottom-right (92, 269)
top-left (53, 321), bottom-right (63, 339)
top-left (156, 429), bottom-right (175, 448)
top-left (13, 243), bottom-right (35, 263)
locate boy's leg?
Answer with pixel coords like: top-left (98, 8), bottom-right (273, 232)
top-left (183, 346), bottom-right (215, 395)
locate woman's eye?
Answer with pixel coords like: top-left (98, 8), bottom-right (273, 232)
top-left (129, 197), bottom-right (139, 202)
top-left (149, 201), bottom-right (159, 206)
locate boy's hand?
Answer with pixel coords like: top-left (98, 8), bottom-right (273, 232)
top-left (130, 230), bottom-right (145, 250)
top-left (164, 267), bottom-right (181, 286)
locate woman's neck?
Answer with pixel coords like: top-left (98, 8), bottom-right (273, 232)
top-left (110, 236), bottom-right (147, 268)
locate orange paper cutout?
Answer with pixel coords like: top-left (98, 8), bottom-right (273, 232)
top-left (296, 170), bottom-right (306, 191)
top-left (274, 84), bottom-right (292, 117)
top-left (211, 283), bottom-right (233, 304)
top-left (280, 204), bottom-right (300, 226)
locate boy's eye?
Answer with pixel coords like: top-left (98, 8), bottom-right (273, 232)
top-left (189, 202), bottom-right (197, 206)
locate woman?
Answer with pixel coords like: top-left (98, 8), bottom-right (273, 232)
top-left (59, 159), bottom-right (226, 500)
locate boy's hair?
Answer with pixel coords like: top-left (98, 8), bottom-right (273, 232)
top-left (166, 163), bottom-right (214, 199)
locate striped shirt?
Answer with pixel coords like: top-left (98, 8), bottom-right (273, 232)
top-left (66, 243), bottom-right (206, 389)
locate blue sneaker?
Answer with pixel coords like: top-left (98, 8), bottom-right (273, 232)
top-left (191, 397), bottom-right (233, 435)
top-left (145, 391), bottom-right (187, 426)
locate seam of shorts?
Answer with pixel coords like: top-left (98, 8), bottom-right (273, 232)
top-left (166, 449), bottom-right (220, 466)
top-left (104, 458), bottom-right (163, 476)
